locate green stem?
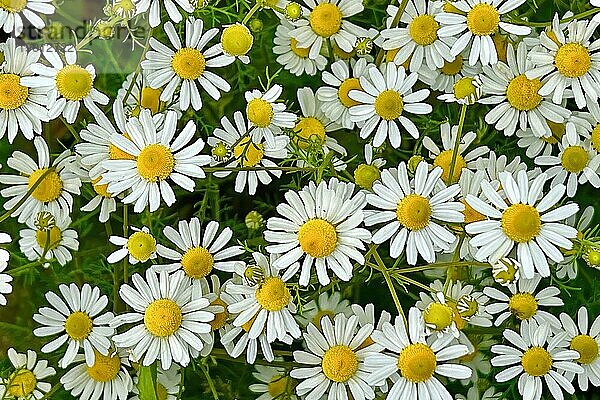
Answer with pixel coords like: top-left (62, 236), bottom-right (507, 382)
top-left (369, 245), bottom-right (407, 326)
top-left (396, 274), bottom-right (432, 292)
top-left (446, 103), bottom-right (468, 185)
top-left (199, 363), bottom-right (219, 400)
top-left (204, 166), bottom-right (318, 173)
top-left (8, 259), bottom-right (56, 276)
top-left (39, 383), bottom-right (62, 400)
top-left (242, 1), bottom-right (262, 24)
top-left (375, 0), bottom-right (410, 65)
top-left (0, 168), bottom-right (56, 224)
top-left (395, 260), bottom-right (490, 274)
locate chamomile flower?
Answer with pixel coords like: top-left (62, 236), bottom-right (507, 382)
top-left (483, 274), bottom-right (562, 328)
top-left (274, 19), bottom-right (327, 76)
top-left (416, 291), bottom-right (461, 338)
top-left (141, 18), bottom-right (232, 112)
top-left (365, 161), bottom-right (464, 264)
top-left (0, 38), bottom-right (49, 143)
top-left (217, 23), bottom-right (254, 64)
top-left (79, 176), bottom-right (117, 223)
top-left (135, 0), bottom-right (194, 28)
top-left (107, 226), bottom-right (158, 264)
top-left (289, 0), bottom-right (367, 60)
top-left (479, 42), bottom-right (571, 138)
top-left (317, 58), bottom-right (374, 129)
top-left (0, 258), bottom-right (12, 306)
top-left (365, 308), bottom-right (473, 400)
top-left (131, 365), bottom-right (182, 400)
top-left (290, 313), bottom-right (380, 400)
top-left (19, 210), bottom-right (79, 267)
top-left (559, 306), bottom-right (600, 391)
top-left (33, 283), bottom-right (114, 368)
top-left (354, 143), bottom-right (386, 191)
top-left (436, 0), bottom-right (531, 66)
top-left (0, 0), bottom-right (54, 36)
top-left (101, 109), bottom-right (211, 213)
top-left (60, 350), bottom-right (133, 400)
top-left (438, 74), bottom-right (482, 104)
top-left (0, 136), bottom-right (81, 223)
top-left (527, 17), bottom-right (600, 109)
top-left (264, 178), bottom-right (371, 286)
top-left (491, 257), bottom-right (521, 286)
top-left (0, 349), bottom-right (55, 400)
top-left (155, 218), bottom-right (245, 279)
top-left (227, 252), bottom-right (301, 343)
top-left (465, 169), bottom-right (579, 278)
top-left (535, 128), bottom-right (600, 197)
top-left (250, 365), bottom-right (298, 400)
top-left (491, 320), bottom-right (582, 400)
top-left (207, 111), bottom-right (290, 195)
top-left (111, 269), bottom-right (215, 370)
top-left (245, 84), bottom-right (297, 146)
top-left (296, 291), bottom-right (352, 328)
top-left (516, 122), bottom-right (566, 158)
top-left (23, 45), bottom-right (109, 124)
top-left (349, 62), bottom-right (432, 148)
top-left (117, 70), bottom-right (176, 116)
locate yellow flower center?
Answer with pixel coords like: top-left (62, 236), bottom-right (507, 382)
top-left (28, 169), bottom-right (63, 203)
top-left (458, 295), bottom-right (479, 318)
top-left (501, 204), bottom-right (541, 243)
top-left (140, 87), bottom-right (163, 115)
top-left (447, 301), bottom-right (468, 330)
top-left (180, 246), bottom-right (214, 279)
top-left (309, 3), bottom-right (342, 38)
top-left (171, 48), bottom-right (206, 80)
top-left (233, 136), bottom-right (264, 167)
top-left (423, 302), bottom-right (454, 330)
top-left (221, 24), bottom-right (254, 57)
top-left (555, 43), bottom-right (591, 78)
top-left (409, 14), bottom-right (439, 46)
top-left (7, 369), bottom-right (36, 398)
top-left (92, 177), bottom-right (112, 198)
top-left (55, 64), bottom-right (93, 101)
top-left (268, 375), bottom-right (294, 397)
top-left (509, 292), bottom-right (538, 320)
top-left (35, 226), bottom-right (63, 250)
top-left (136, 144), bottom-right (175, 182)
top-left (561, 146), bottom-right (588, 173)
top-left (493, 33), bottom-right (509, 63)
top-left (494, 259), bottom-right (519, 283)
top-left (453, 77), bottom-right (477, 100)
top-left (86, 350), bottom-right (121, 382)
top-left (64, 311), bottom-right (93, 340)
top-left (247, 98), bottom-right (274, 128)
top-left (521, 346), bottom-right (553, 377)
top-left (114, 0), bottom-right (135, 14)
top-left (338, 77), bottom-right (362, 108)
top-left (290, 38), bottom-right (310, 58)
top-left (293, 117), bottom-right (326, 149)
top-left (586, 248), bottom-right (600, 267)
top-left (0, 73), bottom-right (28, 110)
top-left (321, 345), bottom-right (359, 382)
top-left (126, 231), bottom-right (156, 261)
top-left (374, 90), bottom-right (403, 121)
top-left (108, 133), bottom-right (136, 161)
top-left (440, 55), bottom-right (463, 76)
top-left (506, 75), bottom-right (543, 111)
top-left (0, 0), bottom-right (27, 12)
top-left (571, 334), bottom-right (599, 365)
top-left (144, 299), bottom-right (183, 337)
top-left (397, 343), bottom-right (437, 383)
top-left (433, 150), bottom-right (467, 183)
top-left (354, 164), bottom-right (381, 190)
top-left (396, 194), bottom-right (432, 231)
top-left (298, 218), bottom-right (338, 258)
top-left (461, 199), bottom-right (486, 224)
top-left (466, 3), bottom-right (500, 36)
top-left (209, 298), bottom-right (229, 330)
top-left (255, 277), bottom-right (291, 312)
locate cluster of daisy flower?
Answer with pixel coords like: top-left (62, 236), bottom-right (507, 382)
top-left (0, 0), bottom-right (600, 399)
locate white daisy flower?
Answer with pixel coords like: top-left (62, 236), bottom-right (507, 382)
top-left (208, 111), bottom-right (290, 195)
top-left (217, 22), bottom-right (254, 64)
top-left (437, 74), bottom-right (482, 104)
top-left (483, 274), bottom-right (563, 328)
top-left (289, 0), bottom-right (367, 60)
top-left (349, 62), bottom-right (432, 148)
top-left (535, 127), bottom-right (600, 197)
top-left (107, 226), bottom-right (158, 265)
top-left (317, 58), bottom-right (374, 130)
top-left (479, 41), bottom-right (571, 138)
top-left (291, 313), bottom-right (380, 400)
top-left (155, 217), bottom-right (245, 279)
top-left (419, 46), bottom-right (481, 93)
top-left (516, 120), bottom-right (569, 159)
top-left (245, 84), bottom-right (297, 146)
top-left (456, 387), bottom-right (501, 400)
top-left (79, 175), bottom-right (117, 223)
top-left (422, 121), bottom-right (489, 183)
top-left (0, 348), bottom-right (55, 400)
top-left (227, 252), bottom-right (301, 343)
top-left (559, 306), bottom-right (600, 391)
top-left (110, 269), bottom-right (215, 370)
top-left (23, 45), bottom-right (109, 124)
top-left (365, 161), bottom-right (464, 264)
top-left (60, 349), bottom-right (133, 400)
top-left (141, 18), bottom-right (233, 112)
top-left (101, 109), bottom-right (211, 213)
top-left (0, 257), bottom-right (12, 306)
top-left (465, 169), bottom-right (579, 278)
top-left (474, 150), bottom-right (527, 186)
top-left (296, 291), bottom-right (353, 328)
top-left (19, 210), bottom-right (79, 267)
top-left (527, 17), bottom-right (600, 109)
top-left (491, 320), bottom-right (583, 400)
top-left (365, 308), bottom-right (472, 399)
top-left (354, 143), bottom-right (386, 191)
top-left (33, 283), bottom-right (114, 368)
top-left (0, 136), bottom-right (81, 223)
top-left (0, 38), bottom-right (49, 143)
top-left (416, 290), bottom-right (462, 338)
top-left (380, 0), bottom-right (452, 72)
top-left (274, 19), bottom-right (327, 77)
top-left (436, 0), bottom-right (531, 66)
top-left (250, 365), bottom-right (298, 400)
top-left (0, 0), bottom-right (54, 36)
top-left (134, 0), bottom-right (193, 28)
top-left (131, 365), bottom-right (182, 400)
top-left (220, 318), bottom-right (292, 364)
top-left (264, 178), bottom-right (371, 286)
top-left (556, 205), bottom-right (594, 279)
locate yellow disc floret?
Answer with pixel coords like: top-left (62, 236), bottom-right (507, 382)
top-left (268, 375), bottom-right (295, 397)
top-left (453, 77), bottom-right (477, 100)
top-left (397, 343), bottom-right (437, 383)
top-left (290, 38), bottom-right (310, 58)
top-left (409, 14), bottom-right (439, 46)
top-left (144, 299), bottom-right (183, 337)
top-left (171, 48), bottom-right (206, 80)
top-left (221, 24), bottom-right (254, 57)
top-left (136, 144), bottom-right (175, 182)
top-left (570, 334), bottom-right (599, 365)
top-left (506, 75), bottom-right (543, 111)
top-left (521, 346), bottom-right (553, 377)
top-left (0, 0), bottom-right (27, 12)
top-left (321, 345), bottom-right (358, 382)
top-left (396, 194), bottom-right (432, 231)
top-left (591, 124), bottom-right (600, 153)
top-left (555, 43), bottom-right (591, 78)
top-left (35, 226), bottom-right (62, 250)
top-left (298, 218), bottom-right (338, 258)
top-left (247, 98), bottom-right (274, 128)
top-left (433, 150), bottom-right (467, 182)
top-left (92, 177), bottom-right (112, 198)
top-left (440, 55), bottom-right (463, 76)
top-left (0, 73), bottom-right (28, 110)
top-left (139, 87), bottom-right (163, 114)
top-left (338, 78), bottom-right (362, 108)
top-left (180, 246), bottom-right (214, 279)
top-left (126, 231), bottom-right (156, 261)
top-left (501, 203), bottom-right (541, 243)
top-left (423, 302), bottom-right (454, 330)
top-left (209, 298), bottom-right (229, 330)
top-left (233, 136), bottom-right (264, 167)
top-left (374, 90), bottom-right (403, 121)
top-left (461, 199), bottom-right (485, 224)
top-left (86, 350), bottom-right (121, 382)
top-left (64, 311), bottom-right (93, 340)
top-left (255, 277), bottom-right (291, 311)
top-left (7, 369), bottom-right (37, 398)
top-left (293, 117), bottom-right (326, 148)
top-left (561, 146), bottom-right (589, 173)
top-left (55, 65), bottom-right (93, 101)
top-left (109, 133), bottom-right (136, 160)
top-left (466, 3), bottom-right (500, 36)
top-left (28, 168), bottom-right (63, 203)
top-left (354, 164), bottom-right (381, 190)
top-left (509, 292), bottom-right (538, 320)
top-left (309, 3), bottom-right (342, 38)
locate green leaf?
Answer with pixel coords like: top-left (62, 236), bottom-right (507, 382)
top-left (137, 363), bottom-right (158, 400)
